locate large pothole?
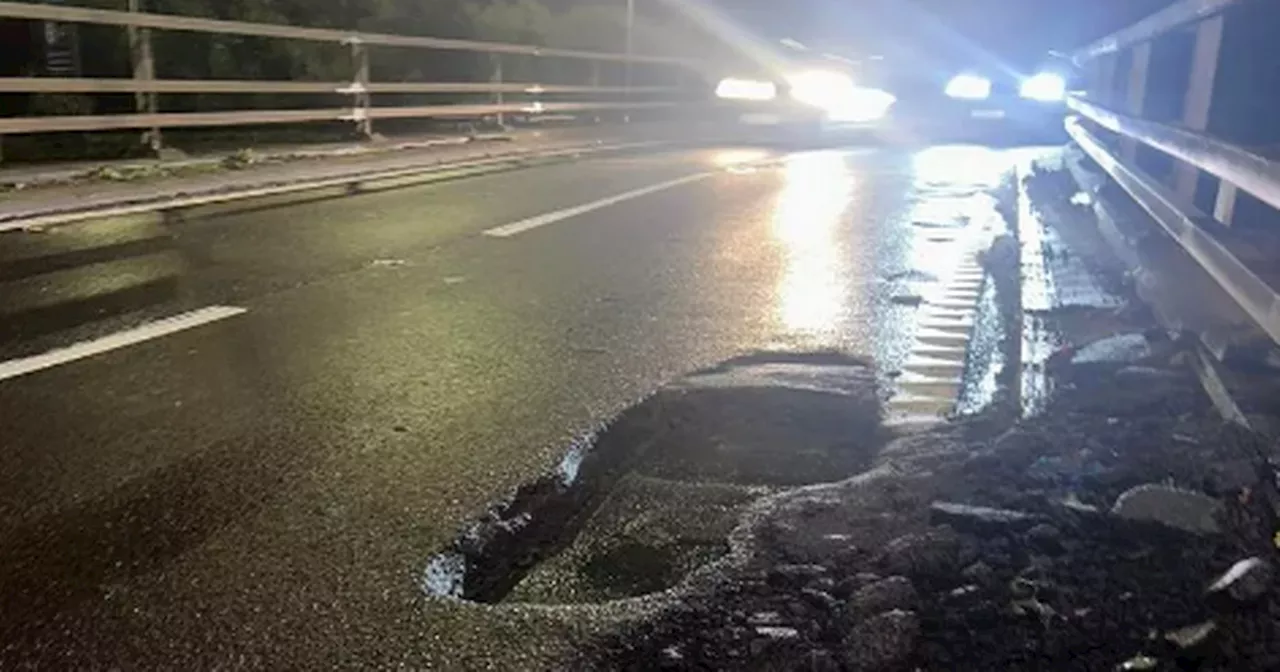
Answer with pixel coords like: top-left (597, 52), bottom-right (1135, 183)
top-left (422, 352), bottom-right (890, 605)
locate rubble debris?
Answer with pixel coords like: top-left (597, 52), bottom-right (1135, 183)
top-left (1208, 557), bottom-right (1273, 604)
top-left (929, 501), bottom-right (1040, 533)
top-left (1112, 484), bottom-right (1222, 534)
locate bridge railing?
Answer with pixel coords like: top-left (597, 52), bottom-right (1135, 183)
top-left (0, 0), bottom-right (702, 155)
top-left (1066, 0), bottom-right (1280, 346)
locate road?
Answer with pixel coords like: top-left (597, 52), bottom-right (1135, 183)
top-left (0, 143), bottom-right (1022, 668)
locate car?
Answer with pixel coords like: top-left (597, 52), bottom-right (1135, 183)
top-left (712, 51), bottom-right (1071, 144)
top-left (711, 60), bottom-right (897, 143)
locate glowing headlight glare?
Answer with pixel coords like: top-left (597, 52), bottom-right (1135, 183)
top-left (788, 69), bottom-right (855, 108)
top-left (715, 78), bottom-right (777, 101)
top-left (1020, 72), bottom-right (1066, 102)
top-left (945, 74), bottom-right (991, 100)
top-left (826, 87), bottom-right (896, 122)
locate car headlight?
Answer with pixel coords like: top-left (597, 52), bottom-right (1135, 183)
top-left (716, 78), bottom-right (777, 101)
top-left (1020, 72), bottom-right (1066, 102)
top-left (945, 74), bottom-right (991, 100)
top-left (788, 69), bottom-right (855, 109)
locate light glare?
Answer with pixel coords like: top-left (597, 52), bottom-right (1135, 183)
top-left (1020, 72), bottom-right (1066, 102)
top-left (716, 77), bottom-right (778, 101)
top-left (945, 74), bottom-right (992, 100)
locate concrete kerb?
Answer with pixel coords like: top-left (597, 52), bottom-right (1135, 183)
top-left (0, 139), bottom-right (668, 233)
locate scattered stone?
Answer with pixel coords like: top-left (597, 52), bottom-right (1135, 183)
top-left (1208, 557), bottom-right (1273, 604)
top-left (834, 573), bottom-right (883, 599)
top-left (768, 564), bottom-right (828, 588)
top-left (812, 576), bottom-right (837, 593)
top-left (961, 561), bottom-right (996, 585)
top-left (1116, 653), bottom-right (1158, 670)
top-left (1011, 597), bottom-right (1057, 621)
top-left (879, 528), bottom-right (964, 577)
top-left (801, 588), bottom-right (840, 613)
top-left (844, 610), bottom-right (919, 671)
top-left (1072, 333), bottom-right (1154, 365)
top-left (890, 294), bottom-right (924, 307)
top-left (754, 626), bottom-right (800, 639)
top-left (1010, 576), bottom-right (1047, 600)
top-left (853, 572), bottom-right (883, 586)
top-left (1026, 524), bottom-right (1063, 553)
top-left (1062, 492), bottom-right (1101, 513)
top-left (849, 576), bottom-right (918, 617)
top-left (1112, 484), bottom-right (1222, 534)
top-left (1164, 621), bottom-right (1216, 649)
top-left (747, 611), bottom-right (786, 626)
top-left (221, 148), bottom-right (260, 170)
top-left (929, 501), bottom-right (1040, 534)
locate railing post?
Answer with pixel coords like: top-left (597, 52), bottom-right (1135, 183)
top-left (1214, 182), bottom-right (1239, 224)
top-left (347, 38), bottom-right (373, 139)
top-left (1121, 42), bottom-right (1151, 163)
top-left (492, 55), bottom-right (504, 128)
top-left (1096, 52), bottom-right (1118, 107)
top-left (127, 0), bottom-right (161, 153)
top-left (1173, 15), bottom-right (1227, 217)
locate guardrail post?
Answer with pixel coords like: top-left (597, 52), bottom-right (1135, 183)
top-left (492, 55), bottom-right (505, 128)
top-left (128, 0), bottom-right (161, 153)
top-left (1121, 42), bottom-right (1151, 163)
top-left (1096, 52), bottom-right (1119, 107)
top-left (1214, 182), bottom-right (1239, 224)
top-left (1173, 15), bottom-right (1227, 218)
top-left (347, 38), bottom-right (373, 139)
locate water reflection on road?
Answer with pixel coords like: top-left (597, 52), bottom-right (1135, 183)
top-left (772, 151), bottom-right (857, 341)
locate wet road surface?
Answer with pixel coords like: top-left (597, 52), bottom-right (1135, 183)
top-left (0, 143), bottom-right (1027, 667)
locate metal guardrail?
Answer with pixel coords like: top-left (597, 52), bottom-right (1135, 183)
top-left (1067, 96), bottom-right (1280, 215)
top-left (0, 1), bottom-right (690, 63)
top-left (1072, 0), bottom-right (1243, 60)
top-left (0, 79), bottom-right (675, 95)
top-left (1066, 117), bottom-right (1280, 345)
top-left (1066, 0), bottom-right (1280, 348)
top-left (0, 102), bottom-right (677, 134)
top-left (0, 1), bottom-right (697, 150)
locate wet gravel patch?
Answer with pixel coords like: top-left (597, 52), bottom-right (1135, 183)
top-left (581, 357), bottom-right (1280, 671)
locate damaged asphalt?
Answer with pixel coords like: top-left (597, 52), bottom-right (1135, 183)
top-left (5, 141), bottom-right (1279, 669)
top-left (421, 151), bottom-right (1280, 671)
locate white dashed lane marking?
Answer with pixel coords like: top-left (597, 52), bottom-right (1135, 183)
top-left (0, 306), bottom-right (248, 382)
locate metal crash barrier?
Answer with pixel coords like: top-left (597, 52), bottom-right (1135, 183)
top-left (0, 1), bottom-right (699, 151)
top-left (1066, 0), bottom-right (1280, 346)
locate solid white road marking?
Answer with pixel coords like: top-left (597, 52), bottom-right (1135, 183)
top-left (0, 306), bottom-right (248, 382)
top-left (482, 172), bottom-right (716, 238)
